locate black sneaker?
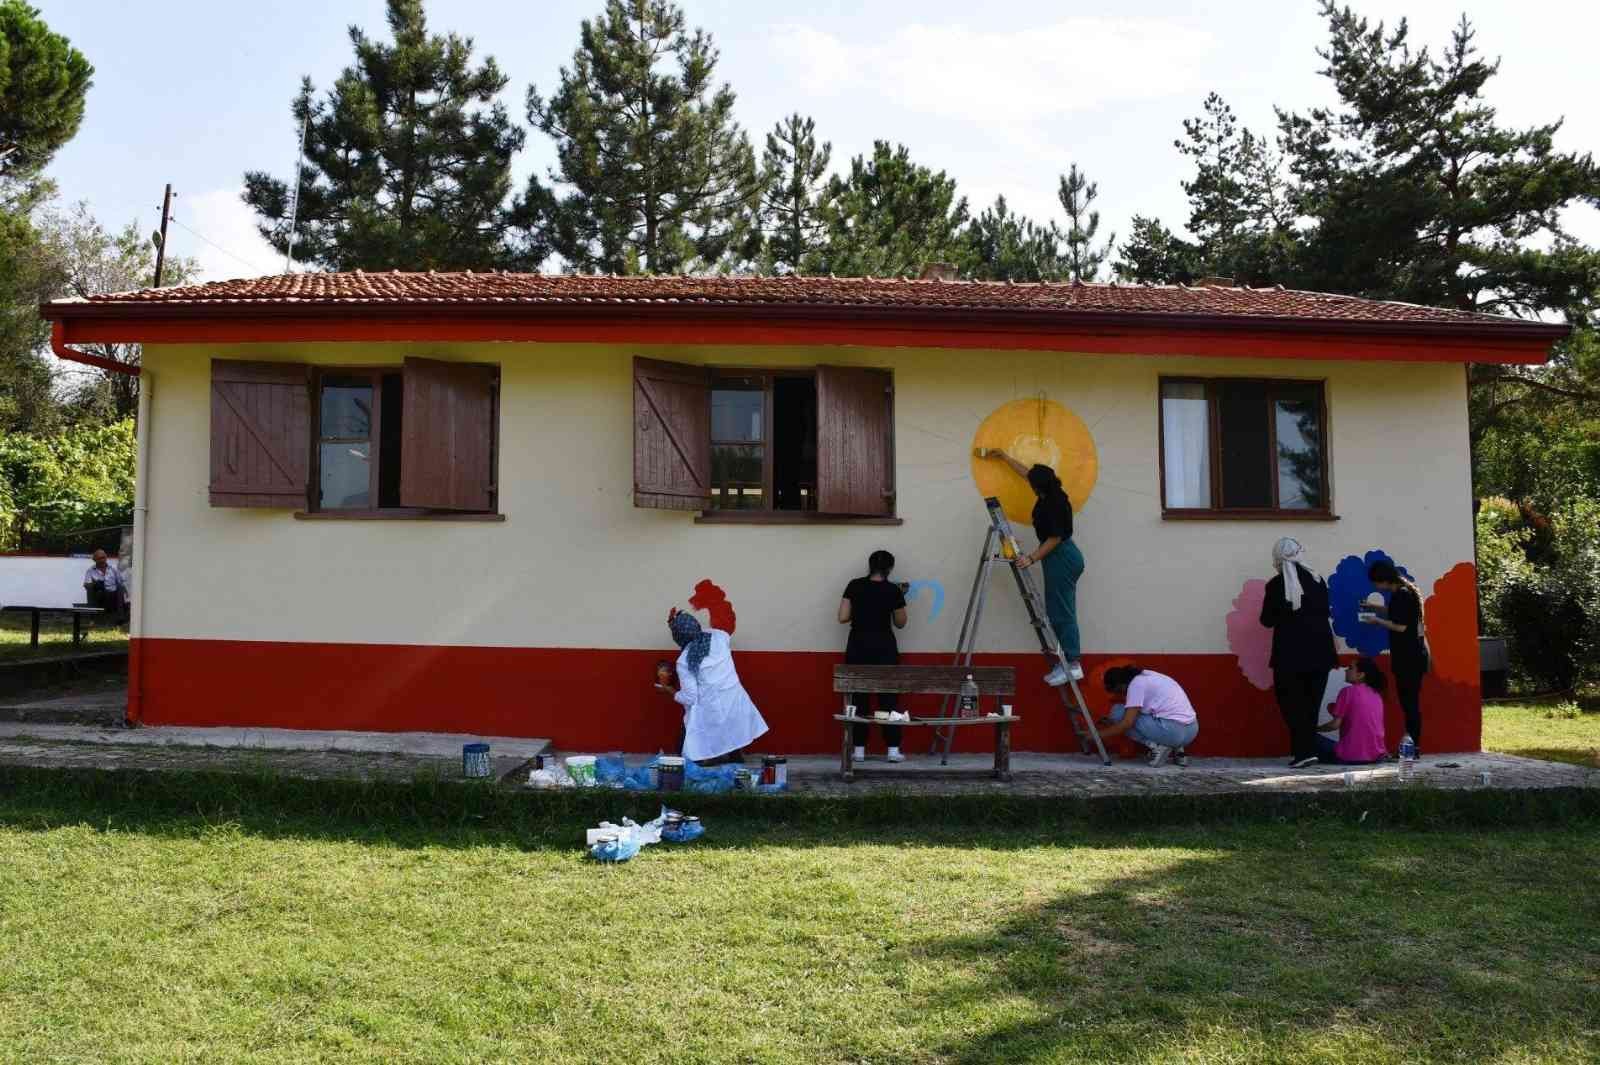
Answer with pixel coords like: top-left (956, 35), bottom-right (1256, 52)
top-left (1289, 755), bottom-right (1320, 769)
top-left (1172, 748), bottom-right (1189, 767)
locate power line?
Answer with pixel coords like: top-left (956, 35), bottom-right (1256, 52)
top-left (168, 215), bottom-right (273, 276)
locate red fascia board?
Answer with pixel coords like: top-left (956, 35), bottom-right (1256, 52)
top-left (44, 302), bottom-right (1565, 364)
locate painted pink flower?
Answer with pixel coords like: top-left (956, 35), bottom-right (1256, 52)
top-left (1226, 578), bottom-right (1274, 691)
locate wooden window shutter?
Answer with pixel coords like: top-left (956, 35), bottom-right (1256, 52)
top-left (399, 357), bottom-right (498, 511)
top-left (633, 357), bottom-right (711, 510)
top-left (209, 360), bottom-right (311, 508)
top-left (816, 365), bottom-right (894, 516)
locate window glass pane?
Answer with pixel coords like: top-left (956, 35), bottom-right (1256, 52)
top-left (772, 376), bottom-right (817, 511)
top-left (320, 382), bottom-right (373, 439)
top-left (1218, 380), bottom-right (1273, 508)
top-left (1160, 381), bottom-right (1211, 508)
top-left (1275, 386), bottom-right (1325, 510)
top-left (711, 388), bottom-right (763, 442)
top-left (319, 442), bottom-right (371, 509)
top-left (710, 444), bottom-right (764, 510)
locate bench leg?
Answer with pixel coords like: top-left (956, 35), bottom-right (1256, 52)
top-left (841, 722), bottom-right (855, 783)
top-left (30, 610), bottom-right (40, 648)
top-left (994, 722), bottom-right (1012, 782)
top-left (73, 613), bottom-right (83, 645)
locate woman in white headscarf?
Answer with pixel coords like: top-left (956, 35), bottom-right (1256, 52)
top-left (1259, 537), bottom-right (1338, 768)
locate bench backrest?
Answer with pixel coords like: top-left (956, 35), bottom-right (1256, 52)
top-left (832, 664), bottom-right (1015, 695)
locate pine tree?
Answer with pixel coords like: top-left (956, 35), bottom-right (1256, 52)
top-left (1113, 216), bottom-right (1199, 284)
top-left (1056, 163), bottom-right (1114, 281)
top-left (243, 0), bottom-right (536, 272)
top-left (817, 141), bottom-right (969, 278)
top-left (0, 0), bottom-right (93, 183)
top-left (758, 114), bottom-right (831, 274)
top-left (964, 197), bottom-right (1064, 282)
top-left (529, 0), bottom-right (762, 274)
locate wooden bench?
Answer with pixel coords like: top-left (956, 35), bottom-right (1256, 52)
top-left (832, 665), bottom-right (1018, 782)
top-left (0, 605), bottom-right (105, 648)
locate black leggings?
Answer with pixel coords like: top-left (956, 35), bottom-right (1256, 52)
top-left (847, 632), bottom-right (901, 748)
top-left (1394, 668), bottom-right (1424, 748)
top-left (849, 693), bottom-right (902, 748)
top-left (1274, 668), bottom-right (1326, 761)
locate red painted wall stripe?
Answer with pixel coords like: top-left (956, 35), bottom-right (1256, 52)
top-left (133, 638), bottom-right (1482, 756)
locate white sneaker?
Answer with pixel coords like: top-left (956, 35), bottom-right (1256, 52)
top-left (886, 747), bottom-right (905, 763)
top-left (1146, 745), bottom-right (1171, 768)
top-left (1068, 661), bottom-right (1084, 681)
top-left (1043, 666), bottom-right (1069, 687)
top-left (852, 746), bottom-right (866, 762)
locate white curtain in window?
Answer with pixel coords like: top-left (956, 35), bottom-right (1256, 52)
top-left (1162, 383), bottom-right (1211, 508)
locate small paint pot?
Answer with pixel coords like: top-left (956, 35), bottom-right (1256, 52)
top-left (462, 743), bottom-right (491, 778)
top-left (658, 756), bottom-right (685, 792)
top-left (844, 704), bottom-right (858, 718)
top-left (761, 755), bottom-right (780, 786)
top-left (1342, 771), bottom-right (1356, 788)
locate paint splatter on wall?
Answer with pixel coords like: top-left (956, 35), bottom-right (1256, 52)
top-left (689, 579), bottom-right (736, 634)
top-left (1329, 550), bottom-right (1411, 656)
top-left (1225, 579), bottom-right (1274, 690)
top-left (970, 397), bottom-right (1098, 523)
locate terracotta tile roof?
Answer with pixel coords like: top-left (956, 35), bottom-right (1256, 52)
top-left (50, 270), bottom-right (1553, 332)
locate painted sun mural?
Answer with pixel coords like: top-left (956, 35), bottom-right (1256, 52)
top-left (970, 397), bottom-right (1099, 522)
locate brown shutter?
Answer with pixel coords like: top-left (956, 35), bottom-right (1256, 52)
top-left (209, 360), bottom-right (311, 508)
top-left (399, 358), bottom-right (498, 511)
top-left (633, 357), bottom-right (711, 510)
top-left (816, 365), bottom-right (894, 516)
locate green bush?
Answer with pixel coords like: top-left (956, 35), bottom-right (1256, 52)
top-left (0, 417), bottom-right (135, 549)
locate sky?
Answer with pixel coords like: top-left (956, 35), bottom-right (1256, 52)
top-left (33, 0), bottom-right (1600, 283)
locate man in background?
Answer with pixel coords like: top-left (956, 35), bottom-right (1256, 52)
top-left (82, 550), bottom-right (126, 623)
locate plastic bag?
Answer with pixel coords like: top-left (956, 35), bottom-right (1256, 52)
top-left (595, 754), bottom-right (627, 788)
top-left (587, 832), bottom-right (641, 862)
top-left (683, 760), bottom-right (738, 794)
top-left (621, 759), bottom-right (659, 791)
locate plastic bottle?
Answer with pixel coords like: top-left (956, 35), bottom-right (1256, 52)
top-left (959, 673), bottom-right (979, 718)
top-left (1398, 733), bottom-right (1417, 781)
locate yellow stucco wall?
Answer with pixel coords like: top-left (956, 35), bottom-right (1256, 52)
top-left (139, 341), bottom-right (1475, 655)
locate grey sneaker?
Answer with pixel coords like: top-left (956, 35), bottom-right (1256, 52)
top-left (1172, 747), bottom-right (1189, 767)
top-left (1146, 745), bottom-right (1171, 768)
top-left (1043, 665), bottom-right (1069, 687)
top-left (1067, 660), bottom-right (1084, 681)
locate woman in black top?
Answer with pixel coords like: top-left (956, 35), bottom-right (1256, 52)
top-left (838, 549), bottom-right (909, 762)
top-left (1363, 560), bottom-right (1430, 753)
top-left (978, 450), bottom-right (1085, 685)
top-left (1259, 537), bottom-right (1339, 767)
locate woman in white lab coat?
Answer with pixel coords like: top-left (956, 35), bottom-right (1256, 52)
top-left (667, 608), bottom-right (769, 763)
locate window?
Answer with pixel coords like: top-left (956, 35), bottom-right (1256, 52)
top-left (1159, 377), bottom-right (1329, 516)
top-left (209, 357), bottom-right (500, 516)
top-left (633, 358), bottom-right (894, 521)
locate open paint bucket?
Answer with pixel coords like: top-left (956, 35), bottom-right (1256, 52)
top-left (565, 755), bottom-right (598, 787)
top-left (657, 756), bottom-right (685, 791)
top-left (462, 743), bottom-right (491, 778)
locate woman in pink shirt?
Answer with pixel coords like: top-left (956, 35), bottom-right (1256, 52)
top-left (1316, 657), bottom-right (1389, 765)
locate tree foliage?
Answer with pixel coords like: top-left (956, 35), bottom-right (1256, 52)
top-left (243, 0), bottom-right (535, 271)
top-left (0, 0), bottom-right (93, 182)
top-left (758, 114), bottom-right (831, 274)
top-left (1057, 163), bottom-right (1113, 281)
top-left (529, 0), bottom-right (761, 274)
top-left (816, 141), bottom-right (969, 278)
top-left (0, 417), bottom-right (135, 550)
top-left (963, 197), bottom-right (1063, 282)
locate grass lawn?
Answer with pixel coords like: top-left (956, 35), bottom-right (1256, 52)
top-left (2, 772), bottom-right (1597, 1064)
top-left (1482, 695), bottom-right (1600, 768)
top-left (0, 612), bottom-right (128, 661)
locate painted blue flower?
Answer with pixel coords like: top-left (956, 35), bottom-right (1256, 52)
top-left (1328, 550), bottom-right (1412, 655)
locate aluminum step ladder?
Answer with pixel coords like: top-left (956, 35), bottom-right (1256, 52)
top-left (932, 496), bottom-right (1111, 766)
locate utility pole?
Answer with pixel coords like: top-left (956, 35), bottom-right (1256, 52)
top-left (152, 183), bottom-right (174, 287)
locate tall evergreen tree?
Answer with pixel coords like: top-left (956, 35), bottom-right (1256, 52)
top-left (964, 197), bottom-right (1064, 282)
top-left (529, 0), bottom-right (762, 274)
top-left (0, 0), bottom-right (93, 183)
top-left (1057, 163), bottom-right (1114, 281)
top-left (243, 0), bottom-right (536, 272)
top-left (817, 141), bottom-right (969, 278)
top-left (758, 114), bottom-right (831, 274)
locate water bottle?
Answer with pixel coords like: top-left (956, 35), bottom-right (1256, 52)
top-left (1398, 733), bottom-right (1417, 781)
top-left (959, 673), bottom-right (979, 718)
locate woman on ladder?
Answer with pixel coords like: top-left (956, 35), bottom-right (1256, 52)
top-left (978, 450), bottom-right (1084, 685)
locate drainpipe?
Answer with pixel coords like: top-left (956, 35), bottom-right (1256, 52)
top-left (50, 322), bottom-right (146, 725)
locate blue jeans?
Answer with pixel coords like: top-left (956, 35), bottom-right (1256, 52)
top-left (1107, 703), bottom-right (1199, 750)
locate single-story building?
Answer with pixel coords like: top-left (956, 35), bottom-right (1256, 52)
top-left (42, 272), bottom-right (1567, 756)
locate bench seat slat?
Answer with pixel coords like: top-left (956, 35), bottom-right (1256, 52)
top-left (832, 665), bottom-right (1015, 695)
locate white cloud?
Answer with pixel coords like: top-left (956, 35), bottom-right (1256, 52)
top-left (170, 187), bottom-right (281, 282)
top-left (770, 17), bottom-right (1216, 129)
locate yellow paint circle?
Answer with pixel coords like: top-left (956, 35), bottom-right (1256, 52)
top-left (970, 398), bottom-right (1098, 524)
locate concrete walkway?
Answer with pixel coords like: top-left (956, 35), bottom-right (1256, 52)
top-left (0, 721), bottom-right (1593, 796)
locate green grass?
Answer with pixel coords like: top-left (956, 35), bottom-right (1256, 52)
top-left (2, 770), bottom-right (1598, 1064)
top-left (0, 612), bottom-right (127, 661)
top-left (1483, 695), bottom-right (1600, 767)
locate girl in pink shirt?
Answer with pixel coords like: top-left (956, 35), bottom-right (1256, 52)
top-left (1316, 657), bottom-right (1389, 765)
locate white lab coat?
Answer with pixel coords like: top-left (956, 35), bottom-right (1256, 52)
top-left (674, 629), bottom-right (768, 761)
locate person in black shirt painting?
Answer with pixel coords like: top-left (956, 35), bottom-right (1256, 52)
top-left (839, 550), bottom-right (910, 762)
top-left (1363, 560), bottom-right (1430, 755)
top-left (1259, 537), bottom-right (1339, 768)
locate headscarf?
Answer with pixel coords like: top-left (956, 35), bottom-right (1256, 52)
top-left (1271, 537), bottom-right (1316, 611)
top-left (669, 609), bottom-right (712, 677)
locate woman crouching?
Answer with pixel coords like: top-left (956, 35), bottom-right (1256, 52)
top-left (667, 608), bottom-right (769, 764)
top-left (1096, 666), bottom-right (1199, 767)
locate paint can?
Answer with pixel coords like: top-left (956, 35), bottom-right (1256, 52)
top-left (844, 704), bottom-right (858, 718)
top-left (462, 743), bottom-right (491, 778)
top-left (733, 767), bottom-right (752, 791)
top-left (761, 755), bottom-right (779, 786)
top-left (1342, 771), bottom-right (1356, 788)
top-left (772, 756), bottom-right (788, 787)
top-left (658, 756), bottom-right (685, 792)
top-left (1478, 770), bottom-right (1493, 787)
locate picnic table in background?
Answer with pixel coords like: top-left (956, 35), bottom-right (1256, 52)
top-left (0, 605), bottom-right (105, 648)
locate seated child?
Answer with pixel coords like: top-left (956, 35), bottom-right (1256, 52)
top-left (1315, 656), bottom-right (1389, 765)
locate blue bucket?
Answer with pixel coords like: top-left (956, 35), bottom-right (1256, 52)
top-left (462, 742), bottom-right (491, 778)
